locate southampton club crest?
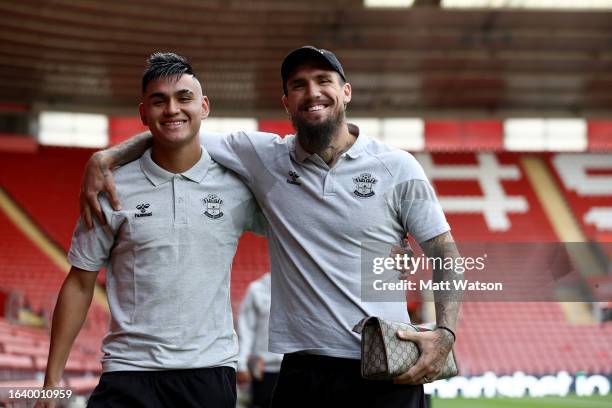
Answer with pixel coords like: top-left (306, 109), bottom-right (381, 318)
top-left (353, 173), bottom-right (377, 198)
top-left (202, 194), bottom-right (224, 219)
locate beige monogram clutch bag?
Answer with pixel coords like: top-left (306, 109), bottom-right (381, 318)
top-left (352, 316), bottom-right (458, 381)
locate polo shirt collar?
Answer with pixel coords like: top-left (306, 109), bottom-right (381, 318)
top-left (140, 147), bottom-right (211, 186)
top-left (182, 148), bottom-right (211, 183)
top-left (292, 126), bottom-right (367, 163)
top-left (345, 130), bottom-right (367, 159)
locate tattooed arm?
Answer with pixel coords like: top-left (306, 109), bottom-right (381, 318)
top-left (79, 132), bottom-right (153, 228)
top-left (421, 231), bottom-right (461, 333)
top-left (393, 231), bottom-right (463, 385)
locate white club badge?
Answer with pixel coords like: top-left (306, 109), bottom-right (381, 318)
top-left (353, 173), bottom-right (377, 198)
top-left (202, 194), bottom-right (224, 219)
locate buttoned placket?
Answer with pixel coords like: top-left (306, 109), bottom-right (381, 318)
top-left (173, 174), bottom-right (187, 225)
top-left (295, 138), bottom-right (356, 198)
top-left (320, 155), bottom-right (349, 197)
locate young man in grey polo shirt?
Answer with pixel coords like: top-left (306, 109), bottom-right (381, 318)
top-left (41, 53), bottom-right (262, 408)
top-left (79, 47), bottom-right (461, 407)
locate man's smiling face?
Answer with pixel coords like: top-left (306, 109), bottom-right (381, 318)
top-left (282, 60), bottom-right (351, 151)
top-left (139, 73), bottom-right (209, 148)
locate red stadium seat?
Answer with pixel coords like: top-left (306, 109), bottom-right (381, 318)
top-left (0, 353), bottom-right (33, 370)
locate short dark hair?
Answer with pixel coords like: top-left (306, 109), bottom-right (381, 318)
top-left (142, 52), bottom-right (197, 93)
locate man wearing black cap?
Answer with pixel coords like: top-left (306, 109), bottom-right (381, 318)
top-left (279, 46), bottom-right (352, 168)
top-left (78, 46), bottom-right (461, 407)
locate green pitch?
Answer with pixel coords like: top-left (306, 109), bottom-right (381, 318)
top-left (432, 395), bottom-right (611, 408)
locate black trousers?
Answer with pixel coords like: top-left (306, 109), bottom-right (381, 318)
top-left (251, 372), bottom-right (279, 408)
top-left (271, 353), bottom-right (427, 408)
top-left (87, 366), bottom-right (236, 408)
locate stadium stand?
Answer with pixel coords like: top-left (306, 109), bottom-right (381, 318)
top-left (0, 197), bottom-right (105, 383)
top-left (0, 147), bottom-right (93, 252)
top-left (0, 208), bottom-right (65, 313)
top-left (546, 153), bottom-right (612, 243)
top-left (420, 152), bottom-right (559, 242)
top-left (456, 303), bottom-right (612, 376)
top-left (416, 152), bottom-right (611, 376)
top-left (0, 146), bottom-right (610, 394)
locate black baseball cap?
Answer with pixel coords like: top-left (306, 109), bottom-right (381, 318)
top-left (281, 46), bottom-right (346, 94)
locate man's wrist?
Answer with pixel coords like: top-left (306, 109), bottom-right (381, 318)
top-left (436, 326), bottom-right (456, 343)
top-left (43, 377), bottom-right (61, 388)
top-left (93, 150), bottom-right (113, 169)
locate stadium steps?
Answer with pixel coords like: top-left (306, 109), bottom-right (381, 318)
top-left (0, 318), bottom-right (103, 376)
top-left (0, 186), bottom-right (108, 311)
top-left (521, 156), bottom-right (586, 242)
top-left (546, 154), bottom-right (612, 243)
top-left (521, 156), bottom-right (602, 324)
top-left (0, 189), bottom-right (107, 377)
top-left (558, 302), bottom-right (597, 326)
top-left (425, 153), bottom-right (610, 374)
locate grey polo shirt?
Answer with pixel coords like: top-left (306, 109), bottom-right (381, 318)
top-left (68, 147), bottom-right (263, 372)
top-left (201, 129), bottom-right (450, 359)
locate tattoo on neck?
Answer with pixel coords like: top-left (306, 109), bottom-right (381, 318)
top-left (319, 139), bottom-right (354, 165)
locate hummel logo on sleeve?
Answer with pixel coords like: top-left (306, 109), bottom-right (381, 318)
top-left (202, 194), bottom-right (224, 219)
top-left (353, 173), bottom-right (377, 198)
top-left (286, 170), bottom-right (302, 186)
top-left (135, 203), bottom-right (153, 217)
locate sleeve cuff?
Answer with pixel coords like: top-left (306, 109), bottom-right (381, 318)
top-left (67, 254), bottom-right (104, 272)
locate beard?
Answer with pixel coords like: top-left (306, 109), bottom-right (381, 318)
top-left (292, 105), bottom-right (345, 153)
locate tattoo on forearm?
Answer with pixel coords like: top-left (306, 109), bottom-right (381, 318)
top-left (105, 132), bottom-right (153, 167)
top-left (421, 232), bottom-right (462, 331)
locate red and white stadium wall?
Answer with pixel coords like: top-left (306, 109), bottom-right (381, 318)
top-left (1, 113), bottom-right (612, 152)
top-left (112, 116), bottom-right (612, 151)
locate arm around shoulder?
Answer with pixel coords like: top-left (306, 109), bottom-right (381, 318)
top-left (80, 131), bottom-right (152, 228)
top-left (200, 130), bottom-right (282, 184)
